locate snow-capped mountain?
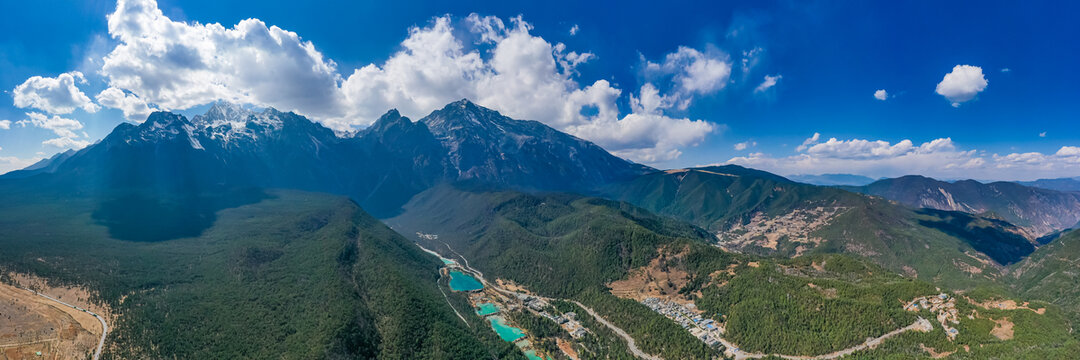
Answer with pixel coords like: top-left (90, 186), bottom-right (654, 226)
top-left (6, 99), bottom-right (652, 217)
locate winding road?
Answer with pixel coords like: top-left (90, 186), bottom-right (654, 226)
top-left (421, 240), bottom-right (931, 360)
top-left (723, 317), bottom-right (933, 360)
top-left (23, 288), bottom-right (109, 360)
top-left (570, 300), bottom-right (662, 360)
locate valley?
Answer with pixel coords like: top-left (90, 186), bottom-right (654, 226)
top-left (0, 100), bottom-right (1077, 359)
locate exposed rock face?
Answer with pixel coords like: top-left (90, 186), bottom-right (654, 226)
top-left (849, 175), bottom-right (1080, 238)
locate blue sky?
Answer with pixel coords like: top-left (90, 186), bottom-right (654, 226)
top-left (1, 0), bottom-right (1077, 180)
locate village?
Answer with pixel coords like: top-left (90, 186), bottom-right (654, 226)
top-left (904, 293), bottom-right (960, 339)
top-left (641, 297), bottom-right (725, 349)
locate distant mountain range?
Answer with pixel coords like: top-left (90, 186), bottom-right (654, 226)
top-left (844, 175), bottom-right (1080, 238)
top-left (787, 173), bottom-right (877, 186)
top-left (3, 100), bottom-right (649, 217)
top-left (1019, 177), bottom-right (1080, 192)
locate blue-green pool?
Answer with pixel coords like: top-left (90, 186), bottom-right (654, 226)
top-left (487, 316), bottom-right (526, 342)
top-left (476, 303), bottom-right (499, 316)
top-left (440, 258), bottom-right (457, 265)
top-left (448, 271), bottom-right (483, 291)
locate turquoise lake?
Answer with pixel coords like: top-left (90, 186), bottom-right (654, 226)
top-left (440, 258), bottom-right (457, 265)
top-left (476, 303), bottom-right (499, 316)
top-left (487, 316), bottom-right (526, 342)
top-left (448, 271), bottom-right (483, 291)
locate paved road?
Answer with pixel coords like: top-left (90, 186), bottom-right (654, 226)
top-left (427, 242), bottom-right (663, 360)
top-left (422, 241), bottom-right (932, 360)
top-left (570, 300), bottom-right (663, 360)
top-left (23, 288), bottom-right (109, 360)
top-left (727, 317), bottom-right (933, 360)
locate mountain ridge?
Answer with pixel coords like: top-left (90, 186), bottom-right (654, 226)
top-left (3, 99), bottom-right (651, 218)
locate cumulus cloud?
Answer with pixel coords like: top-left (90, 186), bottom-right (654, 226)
top-left (569, 24), bottom-right (579, 36)
top-left (0, 120), bottom-right (10, 130)
top-left (337, 13), bottom-right (718, 162)
top-left (754, 74), bottom-right (781, 93)
top-left (1039, 131), bottom-right (1047, 138)
top-left (96, 87), bottom-right (156, 122)
top-left (936, 65), bottom-right (988, 107)
top-left (101, 0), bottom-right (343, 117)
top-left (727, 134), bottom-right (1080, 180)
top-left (643, 46), bottom-right (732, 110)
top-left (12, 71), bottom-right (100, 114)
top-left (796, 132), bottom-right (820, 152)
top-left (734, 140), bottom-right (756, 151)
top-left (19, 112), bottom-right (91, 150)
top-left (19, 0), bottom-right (726, 164)
top-left (874, 89), bottom-right (888, 101)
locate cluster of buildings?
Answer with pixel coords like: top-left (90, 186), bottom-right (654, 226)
top-left (516, 293), bottom-right (588, 339)
top-left (904, 293), bottom-right (960, 339)
top-left (641, 297), bottom-right (724, 348)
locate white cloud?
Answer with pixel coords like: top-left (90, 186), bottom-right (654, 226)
top-left (935, 65), bottom-right (988, 107)
top-left (796, 132), bottom-right (820, 152)
top-left (0, 120), bottom-right (10, 130)
top-left (23, 112), bottom-right (84, 139)
top-left (0, 156), bottom-right (42, 175)
top-left (734, 140), bottom-right (757, 151)
top-left (569, 24), bottom-right (579, 36)
top-left (27, 0), bottom-right (726, 164)
top-left (643, 46), bottom-right (732, 110)
top-left (20, 112), bottom-right (91, 150)
top-left (1056, 146), bottom-right (1080, 157)
top-left (42, 137), bottom-right (92, 150)
top-left (874, 89), bottom-right (888, 101)
top-left (754, 74), bottom-right (781, 93)
top-left (340, 13), bottom-right (717, 163)
top-left (102, 0), bottom-right (344, 117)
top-left (12, 71), bottom-right (100, 114)
top-left (95, 87), bottom-right (156, 122)
top-left (1001, 68), bottom-right (1011, 73)
top-left (1039, 131), bottom-right (1047, 138)
top-left (726, 134), bottom-right (1080, 180)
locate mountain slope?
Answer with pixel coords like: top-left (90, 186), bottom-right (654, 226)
top-left (420, 99), bottom-right (651, 191)
top-left (386, 185), bottom-right (1077, 358)
top-left (4, 100), bottom-right (649, 218)
top-left (1010, 229), bottom-right (1080, 322)
top-left (0, 187), bottom-right (515, 359)
top-left (847, 175), bottom-right (1080, 237)
top-left (601, 165), bottom-right (1035, 288)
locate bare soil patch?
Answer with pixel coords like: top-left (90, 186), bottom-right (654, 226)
top-left (0, 282), bottom-right (99, 360)
top-left (608, 252), bottom-right (693, 304)
top-left (990, 317), bottom-right (1014, 340)
top-left (965, 297), bottom-right (1045, 314)
top-left (556, 338), bottom-right (579, 360)
top-left (919, 343), bottom-right (956, 358)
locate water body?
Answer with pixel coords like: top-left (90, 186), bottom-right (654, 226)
top-left (448, 271), bottom-right (484, 291)
top-left (487, 316), bottom-right (526, 342)
top-left (476, 303), bottom-right (499, 316)
top-left (441, 258), bottom-right (457, 265)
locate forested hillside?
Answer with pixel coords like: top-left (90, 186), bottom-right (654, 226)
top-left (0, 186), bottom-right (512, 359)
